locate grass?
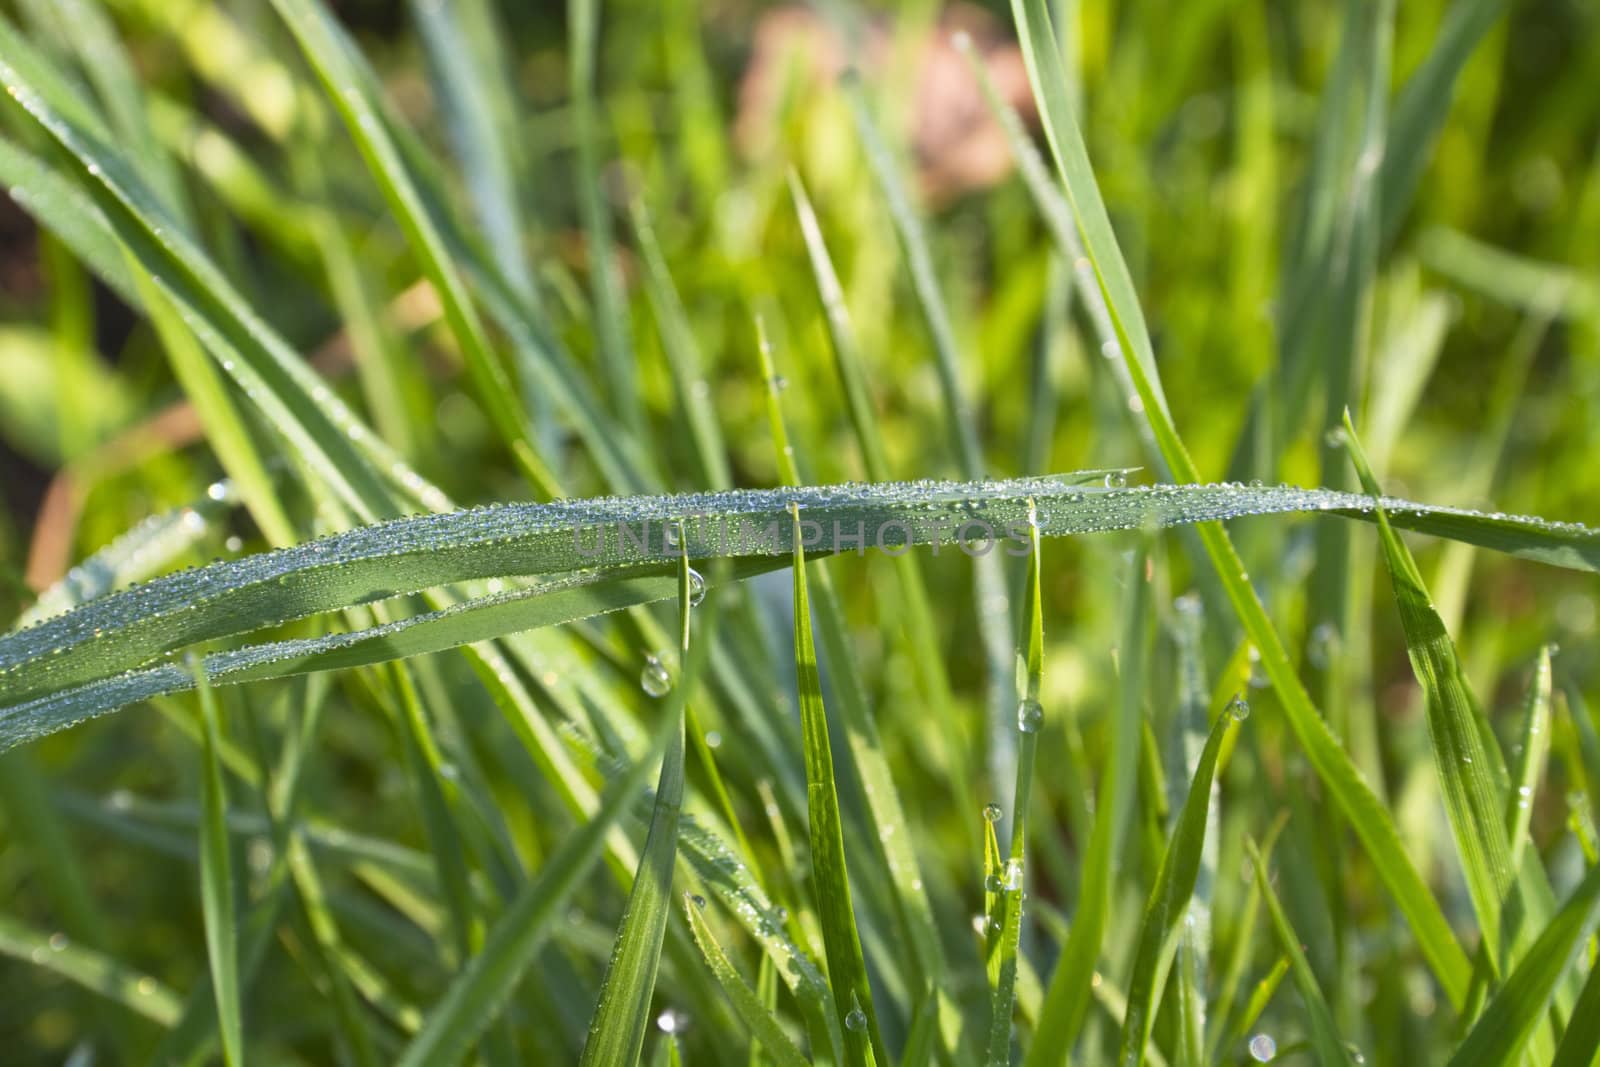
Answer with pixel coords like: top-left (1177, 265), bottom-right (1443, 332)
top-left (0, 1), bottom-right (1598, 1065)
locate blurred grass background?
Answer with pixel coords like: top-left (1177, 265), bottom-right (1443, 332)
top-left (0, 0), bottom-right (1598, 1063)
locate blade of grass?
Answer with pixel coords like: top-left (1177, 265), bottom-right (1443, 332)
top-left (1007, 0), bottom-right (1477, 1007)
top-left (985, 505), bottom-right (1045, 1066)
top-left (1119, 702), bottom-right (1241, 1067)
top-left (682, 893), bottom-right (810, 1067)
top-left (4, 478), bottom-right (1596, 748)
top-left (1448, 863), bottom-right (1600, 1067)
top-left (1506, 648), bottom-right (1554, 870)
top-left (791, 501), bottom-right (890, 1067)
top-left (1246, 837), bottom-right (1354, 1067)
top-left (577, 552), bottom-right (693, 1067)
top-left (1025, 543), bottom-right (1151, 1064)
top-left (0, 912), bottom-right (183, 1026)
top-left (1342, 412), bottom-right (1517, 972)
top-left (191, 656), bottom-right (243, 1067)
top-left (1550, 949), bottom-right (1600, 1067)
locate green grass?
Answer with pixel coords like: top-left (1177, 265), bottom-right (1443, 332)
top-left (1, 1), bottom-right (1599, 1064)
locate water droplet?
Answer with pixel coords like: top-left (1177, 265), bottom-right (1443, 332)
top-left (1345, 1042), bottom-right (1366, 1064)
top-left (1016, 698), bottom-right (1043, 733)
top-left (982, 803), bottom-right (1003, 823)
top-left (1227, 694), bottom-right (1251, 722)
top-left (689, 893), bottom-right (707, 910)
top-left (687, 568), bottom-right (707, 606)
top-left (1324, 426), bottom-right (1347, 449)
top-left (985, 872), bottom-right (1005, 892)
top-left (656, 1008), bottom-right (689, 1034)
top-left (769, 374), bottom-right (789, 392)
top-left (48, 932), bottom-right (67, 951)
top-left (1248, 1033), bottom-right (1277, 1061)
top-left (1103, 471), bottom-right (1127, 489)
top-left (1004, 857), bottom-right (1024, 891)
top-left (641, 654), bottom-right (671, 698)
top-left (772, 905), bottom-right (788, 923)
top-left (704, 730), bottom-right (722, 749)
top-left (844, 1007), bottom-right (868, 1032)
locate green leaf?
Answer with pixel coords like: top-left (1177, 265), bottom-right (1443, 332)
top-left (1118, 703), bottom-right (1240, 1067)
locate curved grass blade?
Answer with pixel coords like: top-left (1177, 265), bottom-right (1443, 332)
top-left (1246, 838), bottom-right (1353, 1067)
top-left (682, 893), bottom-right (810, 1067)
top-left (192, 658), bottom-right (243, 1066)
top-left (1007, 0), bottom-right (1478, 1009)
top-left (18, 481), bottom-right (236, 627)
top-left (0, 912), bottom-right (183, 1026)
top-left (1342, 413), bottom-right (1517, 971)
top-left (1448, 863), bottom-right (1600, 1067)
top-left (1, 477), bottom-right (1594, 748)
top-left (394, 698), bottom-right (688, 1067)
top-left (791, 502), bottom-right (890, 1067)
top-left (577, 555), bottom-right (693, 1067)
top-left (0, 560), bottom-right (782, 750)
top-left (1118, 704), bottom-right (1240, 1067)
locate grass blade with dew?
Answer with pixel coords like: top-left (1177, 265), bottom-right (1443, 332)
top-left (1448, 863), bottom-right (1600, 1067)
top-left (1118, 699), bottom-right (1244, 1067)
top-left (191, 656), bottom-right (243, 1066)
top-left (1341, 413), bottom-right (1517, 973)
top-left (790, 502), bottom-right (890, 1067)
top-left (1246, 837), bottom-right (1354, 1067)
top-left (985, 505), bottom-right (1045, 1066)
top-left (1506, 648), bottom-right (1554, 870)
top-left (578, 551), bottom-right (694, 1067)
top-left (1006, 0), bottom-right (1480, 1007)
top-left (0, 912), bottom-right (183, 1027)
top-left (682, 892), bottom-right (810, 1067)
top-left (1026, 543), bottom-right (1152, 1065)
top-left (4, 478), bottom-right (1596, 749)
top-left (267, 0), bottom-right (551, 495)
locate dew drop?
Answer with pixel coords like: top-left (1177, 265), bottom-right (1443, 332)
top-left (687, 568), bottom-right (707, 606)
top-left (985, 872), bottom-right (1005, 892)
top-left (689, 893), bottom-right (707, 910)
top-left (1248, 1033), bottom-right (1277, 1062)
top-left (982, 803), bottom-right (1003, 823)
top-left (656, 1008), bottom-right (689, 1034)
top-left (844, 1007), bottom-right (868, 1033)
top-left (1103, 471), bottom-right (1127, 489)
top-left (641, 654), bottom-right (671, 698)
top-left (1227, 694), bottom-right (1251, 722)
top-left (1016, 698), bottom-right (1043, 734)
